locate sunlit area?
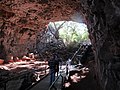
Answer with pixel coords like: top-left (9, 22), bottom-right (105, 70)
top-left (47, 21), bottom-right (90, 46)
top-left (35, 21), bottom-right (92, 63)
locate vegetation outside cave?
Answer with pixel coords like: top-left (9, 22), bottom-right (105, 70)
top-left (36, 21), bottom-right (90, 61)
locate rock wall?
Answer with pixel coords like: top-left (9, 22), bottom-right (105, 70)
top-left (0, 0), bottom-right (82, 60)
top-left (80, 0), bottom-right (120, 90)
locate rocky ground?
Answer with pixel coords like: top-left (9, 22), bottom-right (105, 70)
top-left (63, 60), bottom-right (102, 90)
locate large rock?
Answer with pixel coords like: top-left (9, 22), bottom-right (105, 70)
top-left (80, 0), bottom-right (120, 90)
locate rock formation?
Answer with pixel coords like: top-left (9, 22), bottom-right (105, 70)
top-left (80, 0), bottom-right (120, 90)
top-left (0, 0), bottom-right (82, 59)
top-left (0, 0), bottom-right (120, 90)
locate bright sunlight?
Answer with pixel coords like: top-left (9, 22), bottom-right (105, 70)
top-left (48, 21), bottom-right (90, 46)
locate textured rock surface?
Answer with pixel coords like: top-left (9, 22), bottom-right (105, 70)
top-left (80, 0), bottom-right (120, 90)
top-left (0, 0), bottom-right (120, 90)
top-left (0, 0), bottom-right (82, 60)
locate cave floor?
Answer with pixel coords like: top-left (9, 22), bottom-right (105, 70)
top-left (62, 61), bottom-right (102, 90)
top-left (30, 61), bottom-right (102, 90)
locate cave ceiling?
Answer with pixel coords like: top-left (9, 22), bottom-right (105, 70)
top-left (0, 0), bottom-right (85, 58)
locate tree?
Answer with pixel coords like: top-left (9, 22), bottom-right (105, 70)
top-left (49, 21), bottom-right (89, 46)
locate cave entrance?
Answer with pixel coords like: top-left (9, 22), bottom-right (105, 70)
top-left (36, 20), bottom-right (91, 63)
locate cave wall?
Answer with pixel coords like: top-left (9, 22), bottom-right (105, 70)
top-left (0, 0), bottom-right (82, 60)
top-left (80, 0), bottom-right (120, 90)
top-left (0, 0), bottom-right (120, 89)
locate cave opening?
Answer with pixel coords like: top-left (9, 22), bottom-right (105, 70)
top-left (35, 20), bottom-right (92, 62)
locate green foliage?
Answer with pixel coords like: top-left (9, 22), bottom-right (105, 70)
top-left (49, 21), bottom-right (89, 46)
